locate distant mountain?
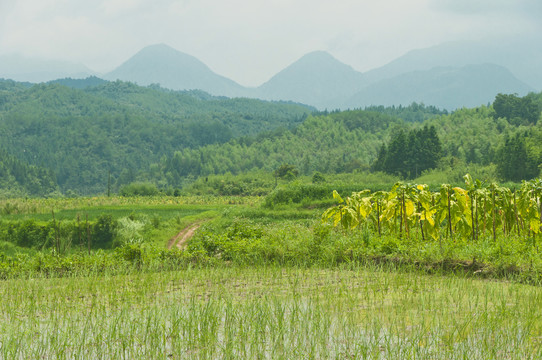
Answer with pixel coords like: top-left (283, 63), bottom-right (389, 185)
top-left (256, 51), bottom-right (365, 109)
top-left (363, 38), bottom-right (542, 90)
top-left (253, 48), bottom-right (536, 110)
top-left (345, 63), bottom-right (533, 110)
top-left (104, 44), bottom-right (249, 97)
top-left (5, 40), bottom-right (540, 111)
top-left (0, 54), bottom-right (94, 83)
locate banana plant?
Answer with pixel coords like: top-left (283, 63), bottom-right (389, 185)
top-left (322, 176), bottom-right (542, 244)
top-left (349, 190), bottom-right (373, 230)
top-left (415, 184), bottom-right (438, 241)
top-left (477, 187), bottom-right (492, 239)
top-left (464, 174), bottom-right (486, 241)
top-left (498, 187), bottom-right (515, 237)
top-left (488, 182), bottom-right (510, 242)
top-left (451, 186), bottom-right (472, 241)
top-left (386, 183), bottom-right (417, 239)
top-left (380, 188), bottom-right (400, 235)
top-left (436, 184), bottom-right (454, 241)
top-left (371, 191), bottom-right (388, 237)
top-left (519, 179), bottom-right (542, 238)
top-left (321, 190), bottom-right (358, 230)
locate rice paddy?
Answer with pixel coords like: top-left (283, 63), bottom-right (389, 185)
top-left (2, 264), bottom-right (542, 359)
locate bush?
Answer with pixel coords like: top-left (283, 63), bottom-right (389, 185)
top-left (92, 214), bottom-right (117, 248)
top-left (119, 182), bottom-right (160, 196)
top-left (263, 184), bottom-right (332, 207)
top-left (312, 172), bottom-right (326, 184)
top-left (115, 243), bottom-right (144, 264)
top-left (113, 217), bottom-right (145, 248)
top-left (12, 220), bottom-right (51, 249)
top-left (186, 172), bottom-right (274, 196)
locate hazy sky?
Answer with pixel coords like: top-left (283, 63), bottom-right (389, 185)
top-left (1, 0), bottom-right (541, 86)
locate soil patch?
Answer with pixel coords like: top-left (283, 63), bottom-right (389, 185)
top-left (167, 223), bottom-right (202, 250)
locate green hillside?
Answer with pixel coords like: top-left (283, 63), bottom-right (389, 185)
top-left (151, 110), bottom-right (401, 185)
top-left (0, 148), bottom-right (57, 197)
top-left (1, 77), bottom-right (540, 197)
top-left (0, 79), bottom-right (310, 195)
top-left (146, 97), bottom-right (542, 188)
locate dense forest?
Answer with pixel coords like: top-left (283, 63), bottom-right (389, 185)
top-left (0, 148), bottom-right (57, 197)
top-left (144, 103), bottom-right (541, 188)
top-left (0, 77), bottom-right (541, 197)
top-left (372, 125), bottom-right (442, 179)
top-left (0, 79), bottom-right (310, 194)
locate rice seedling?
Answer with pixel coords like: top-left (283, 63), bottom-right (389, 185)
top-left (2, 264), bottom-right (542, 359)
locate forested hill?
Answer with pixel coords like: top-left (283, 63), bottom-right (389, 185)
top-left (1, 77), bottom-right (540, 197)
top-left (0, 79), bottom-right (311, 195)
top-left (151, 111), bottom-right (403, 184)
top-left (0, 148), bottom-right (57, 197)
top-left (143, 94), bottom-right (542, 188)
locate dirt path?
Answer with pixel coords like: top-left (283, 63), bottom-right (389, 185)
top-left (167, 223), bottom-right (202, 250)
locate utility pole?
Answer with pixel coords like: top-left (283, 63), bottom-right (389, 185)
top-left (107, 169), bottom-right (111, 197)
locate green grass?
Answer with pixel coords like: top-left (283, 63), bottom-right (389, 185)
top-left (0, 196), bottom-right (252, 253)
top-left (0, 195), bottom-right (261, 216)
top-left (1, 202), bottom-right (226, 222)
top-left (2, 195), bottom-right (542, 358)
top-left (2, 265), bottom-right (542, 359)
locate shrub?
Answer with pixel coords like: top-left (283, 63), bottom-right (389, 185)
top-left (114, 217), bottom-right (145, 247)
top-left (119, 182), bottom-right (160, 196)
top-left (13, 220), bottom-right (51, 249)
top-left (92, 214), bottom-right (117, 248)
top-left (312, 172), bottom-right (326, 184)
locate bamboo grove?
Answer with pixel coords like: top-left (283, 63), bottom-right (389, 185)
top-left (322, 175), bottom-right (542, 244)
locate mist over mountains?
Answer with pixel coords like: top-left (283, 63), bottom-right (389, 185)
top-left (1, 39), bottom-right (539, 110)
top-left (344, 64), bottom-right (533, 110)
top-left (0, 54), bottom-right (94, 83)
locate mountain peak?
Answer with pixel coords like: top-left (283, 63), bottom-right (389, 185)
top-left (115, 43), bottom-right (209, 72)
top-left (105, 44), bottom-right (247, 96)
top-left (282, 50), bottom-right (356, 72)
top-left (141, 43), bottom-right (175, 51)
top-left (136, 43), bottom-right (193, 58)
top-left (299, 50), bottom-right (336, 61)
top-left (257, 51), bottom-right (365, 108)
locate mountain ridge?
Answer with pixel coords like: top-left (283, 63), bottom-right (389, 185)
top-left (364, 38), bottom-right (542, 89)
top-left (1, 41), bottom-right (539, 110)
top-left (345, 63), bottom-right (534, 110)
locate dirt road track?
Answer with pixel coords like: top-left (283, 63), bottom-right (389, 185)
top-left (166, 223), bottom-right (202, 250)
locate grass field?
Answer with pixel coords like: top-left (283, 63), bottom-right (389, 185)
top-left (0, 195), bottom-right (261, 220)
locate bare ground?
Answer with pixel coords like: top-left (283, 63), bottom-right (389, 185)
top-left (167, 223), bottom-right (202, 250)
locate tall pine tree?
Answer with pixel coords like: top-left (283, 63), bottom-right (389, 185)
top-left (497, 132), bottom-right (539, 181)
top-left (373, 125), bottom-right (441, 179)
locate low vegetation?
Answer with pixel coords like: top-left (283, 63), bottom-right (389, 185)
top-left (1, 174), bottom-right (542, 358)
